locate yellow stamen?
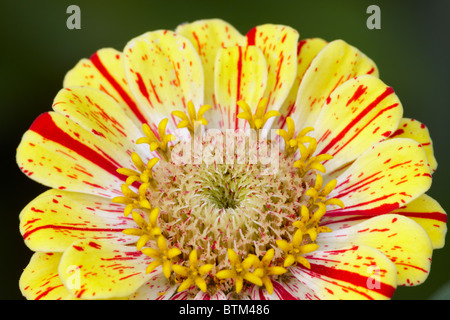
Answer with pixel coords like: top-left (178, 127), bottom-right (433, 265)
top-left (276, 233), bottom-right (319, 269)
top-left (117, 153), bottom-right (159, 189)
top-left (137, 119), bottom-right (175, 161)
top-left (253, 249), bottom-right (287, 295)
top-left (237, 98), bottom-right (280, 131)
top-left (123, 207), bottom-right (162, 251)
top-left (305, 174), bottom-right (345, 223)
top-left (293, 137), bottom-right (334, 176)
top-left (111, 183), bottom-right (152, 217)
top-left (276, 117), bottom-right (315, 156)
top-left (142, 235), bottom-right (182, 278)
top-left (216, 249), bottom-right (262, 293)
top-left (292, 205), bottom-right (322, 241)
top-left (172, 250), bottom-right (214, 292)
top-left (172, 101), bottom-right (211, 135)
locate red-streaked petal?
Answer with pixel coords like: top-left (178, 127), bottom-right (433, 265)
top-left (328, 138), bottom-right (432, 218)
top-left (249, 273), bottom-right (318, 300)
top-left (20, 252), bottom-right (76, 300)
top-left (292, 40), bottom-right (378, 130)
top-left (170, 291), bottom-right (190, 300)
top-left (58, 239), bottom-right (153, 299)
top-left (391, 194), bottom-right (447, 249)
top-left (276, 38), bottom-right (328, 129)
top-left (17, 111), bottom-right (128, 197)
top-left (313, 75), bottom-right (403, 173)
top-left (123, 30), bottom-right (204, 133)
top-left (52, 87), bottom-right (154, 160)
top-left (318, 214), bottom-right (433, 286)
top-left (20, 189), bottom-right (136, 252)
top-left (64, 48), bottom-right (148, 127)
top-left (322, 193), bottom-right (447, 251)
top-left (127, 273), bottom-right (177, 300)
top-left (246, 24), bottom-right (299, 122)
top-left (390, 118), bottom-right (437, 172)
top-left (214, 45), bottom-right (267, 129)
top-left (292, 245), bottom-right (397, 299)
top-left (175, 19), bottom-right (246, 115)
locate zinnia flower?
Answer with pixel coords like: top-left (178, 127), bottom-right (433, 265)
top-left (17, 19), bottom-right (446, 300)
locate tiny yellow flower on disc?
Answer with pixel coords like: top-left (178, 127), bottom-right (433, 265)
top-left (16, 18), bottom-right (445, 301)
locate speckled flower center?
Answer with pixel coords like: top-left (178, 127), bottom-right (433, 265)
top-left (147, 131), bottom-right (310, 271)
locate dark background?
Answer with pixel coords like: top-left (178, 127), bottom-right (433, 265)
top-left (1, 0), bottom-right (449, 300)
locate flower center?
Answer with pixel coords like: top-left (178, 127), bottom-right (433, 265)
top-left (148, 133), bottom-right (305, 269)
top-left (113, 101), bottom-right (344, 297)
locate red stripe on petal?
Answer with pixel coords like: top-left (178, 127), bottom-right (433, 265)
top-left (272, 281), bottom-right (299, 300)
top-left (22, 224), bottom-right (124, 240)
top-left (346, 84), bottom-right (368, 106)
top-left (90, 52), bottom-right (147, 123)
top-left (246, 27), bottom-right (257, 45)
top-left (306, 262), bottom-right (396, 299)
top-left (327, 202), bottom-right (400, 217)
top-left (319, 87), bottom-right (395, 156)
top-left (30, 113), bottom-right (125, 181)
top-left (35, 285), bottom-right (65, 300)
top-left (398, 211), bottom-right (447, 223)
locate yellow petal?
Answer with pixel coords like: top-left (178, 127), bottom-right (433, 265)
top-left (17, 111), bottom-right (129, 198)
top-left (313, 75), bottom-right (403, 174)
top-left (319, 214), bottom-right (433, 286)
top-left (246, 24), bottom-right (299, 128)
top-left (276, 38), bottom-right (328, 129)
top-left (20, 252), bottom-right (76, 300)
top-left (328, 138), bottom-right (432, 217)
top-left (155, 235), bottom-right (168, 252)
top-left (19, 189), bottom-right (135, 252)
top-left (391, 194), bottom-right (447, 249)
top-left (63, 48), bottom-right (148, 127)
top-left (58, 240), bottom-right (152, 299)
top-left (214, 45), bottom-right (267, 129)
top-left (242, 254), bottom-right (259, 270)
top-left (276, 239), bottom-right (290, 253)
top-left (390, 118), bottom-right (437, 172)
top-left (176, 19), bottom-right (246, 119)
top-left (291, 245), bottom-right (397, 299)
top-left (292, 39), bottom-right (379, 130)
top-left (123, 30), bottom-right (204, 131)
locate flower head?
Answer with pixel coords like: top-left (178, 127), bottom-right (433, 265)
top-left (18, 19), bottom-right (446, 300)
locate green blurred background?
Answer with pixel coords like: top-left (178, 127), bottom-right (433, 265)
top-left (1, 0), bottom-right (449, 300)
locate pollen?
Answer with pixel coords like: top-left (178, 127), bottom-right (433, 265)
top-left (115, 101), bottom-right (343, 298)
